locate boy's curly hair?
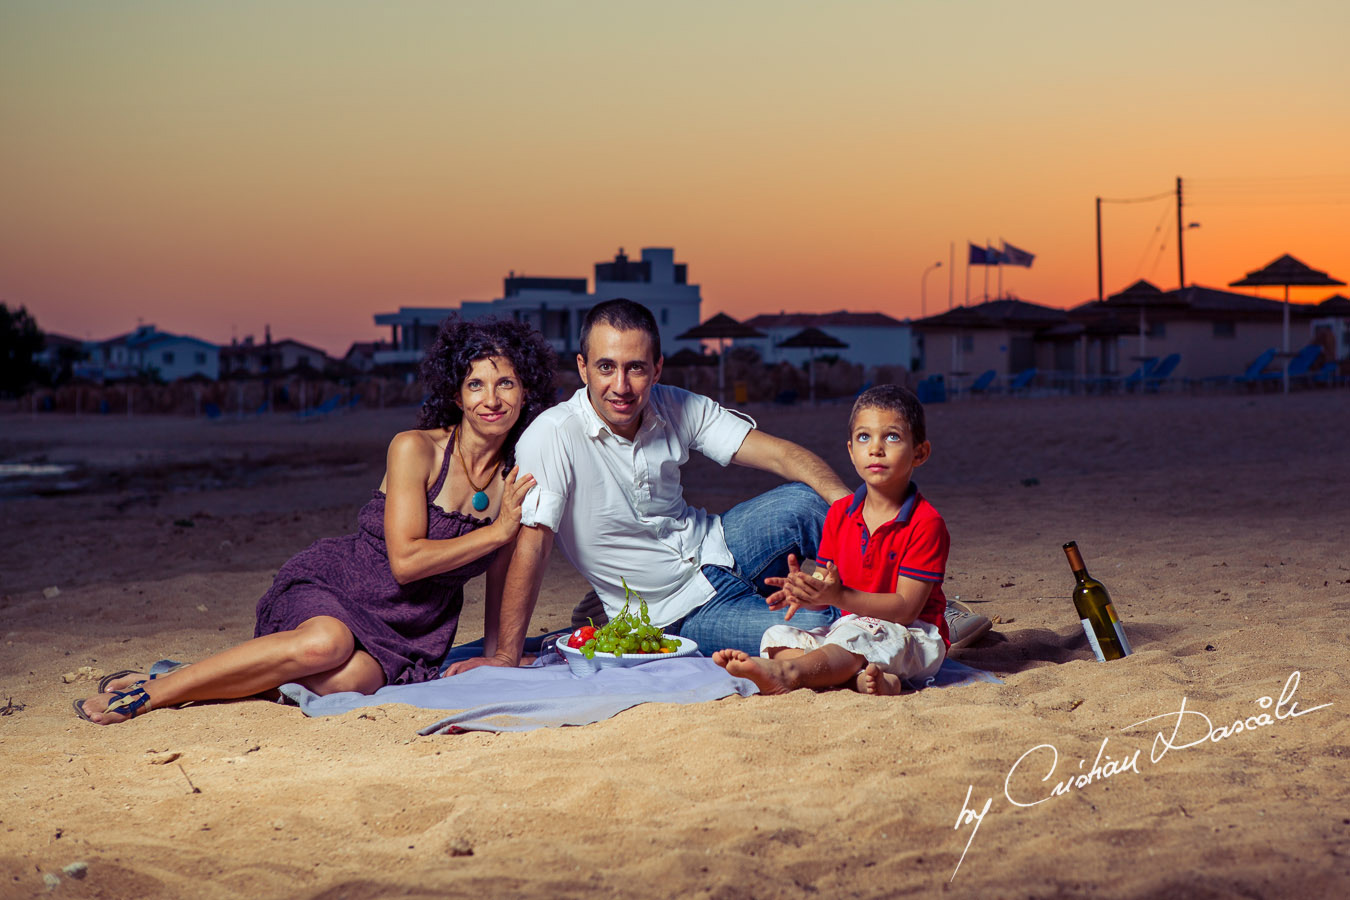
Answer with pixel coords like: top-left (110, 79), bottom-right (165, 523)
top-left (417, 316), bottom-right (557, 465)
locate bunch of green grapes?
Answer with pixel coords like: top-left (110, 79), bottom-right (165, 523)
top-left (581, 579), bottom-right (681, 660)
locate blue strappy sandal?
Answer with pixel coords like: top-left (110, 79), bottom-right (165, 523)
top-left (72, 685), bottom-right (151, 723)
top-left (96, 662), bottom-right (187, 694)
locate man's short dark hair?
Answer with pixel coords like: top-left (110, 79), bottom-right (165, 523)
top-left (848, 384), bottom-right (926, 444)
top-left (579, 298), bottom-right (661, 362)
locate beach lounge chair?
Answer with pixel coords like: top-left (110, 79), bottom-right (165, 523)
top-left (1284, 344), bottom-right (1323, 387)
top-left (1008, 368), bottom-right (1037, 394)
top-left (1311, 361), bottom-right (1339, 386)
top-left (968, 369), bottom-right (997, 395)
top-left (1120, 357), bottom-right (1159, 392)
top-left (296, 395), bottom-right (342, 420)
top-left (1143, 353), bottom-right (1181, 392)
top-left (1234, 347), bottom-right (1278, 386)
top-left (916, 375), bottom-right (945, 404)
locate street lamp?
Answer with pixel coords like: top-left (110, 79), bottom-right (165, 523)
top-left (921, 261), bottom-right (943, 318)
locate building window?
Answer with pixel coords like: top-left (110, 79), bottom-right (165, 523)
top-left (961, 336), bottom-right (974, 353)
top-left (1146, 322), bottom-right (1166, 338)
top-left (194, 351), bottom-right (206, 364)
top-left (162, 351), bottom-right (175, 365)
top-left (660, 309), bottom-right (669, 325)
top-left (1212, 321), bottom-right (1235, 338)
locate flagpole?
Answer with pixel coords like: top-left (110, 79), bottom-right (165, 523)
top-left (948, 241), bottom-right (955, 310)
top-left (964, 247), bottom-right (970, 307)
top-left (983, 238), bottom-right (990, 302)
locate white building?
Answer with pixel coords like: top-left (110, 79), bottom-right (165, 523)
top-left (373, 247), bottom-right (703, 364)
top-left (80, 325), bottom-right (219, 381)
top-left (736, 311), bottom-right (915, 370)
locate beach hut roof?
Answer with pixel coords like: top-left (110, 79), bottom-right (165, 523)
top-left (1229, 254), bottom-right (1346, 288)
top-left (775, 327), bottom-right (849, 349)
top-left (664, 347), bottom-right (718, 367)
top-left (913, 298), bottom-right (1066, 329)
top-left (743, 311), bottom-right (906, 329)
top-left (675, 313), bottom-right (765, 340)
top-left (1315, 294), bottom-right (1350, 315)
top-left (1103, 279), bottom-right (1187, 308)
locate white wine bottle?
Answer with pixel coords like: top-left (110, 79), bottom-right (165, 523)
top-left (1062, 542), bottom-right (1132, 661)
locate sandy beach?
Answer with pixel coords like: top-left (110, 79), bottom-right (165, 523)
top-left (2, 390), bottom-right (1348, 899)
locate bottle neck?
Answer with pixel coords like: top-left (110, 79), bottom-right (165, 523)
top-left (1063, 543), bottom-right (1090, 581)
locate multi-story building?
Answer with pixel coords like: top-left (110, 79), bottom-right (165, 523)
top-left (373, 247), bottom-right (702, 364)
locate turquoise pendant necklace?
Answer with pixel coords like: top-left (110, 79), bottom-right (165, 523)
top-left (454, 426), bottom-right (498, 513)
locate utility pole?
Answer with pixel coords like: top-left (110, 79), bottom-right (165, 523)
top-left (1176, 176), bottom-right (1185, 288)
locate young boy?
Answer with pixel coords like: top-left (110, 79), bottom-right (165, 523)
top-left (712, 385), bottom-right (949, 696)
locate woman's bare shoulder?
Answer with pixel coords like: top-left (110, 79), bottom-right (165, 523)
top-left (386, 428), bottom-right (449, 467)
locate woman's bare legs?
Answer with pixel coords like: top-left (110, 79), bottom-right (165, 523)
top-left (77, 616), bottom-right (386, 725)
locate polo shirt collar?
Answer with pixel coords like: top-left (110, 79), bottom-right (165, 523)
top-left (845, 481), bottom-right (920, 526)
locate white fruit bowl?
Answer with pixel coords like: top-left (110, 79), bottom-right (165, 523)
top-left (556, 635), bottom-right (700, 676)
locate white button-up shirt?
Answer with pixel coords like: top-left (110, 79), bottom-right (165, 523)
top-left (516, 384), bottom-right (755, 627)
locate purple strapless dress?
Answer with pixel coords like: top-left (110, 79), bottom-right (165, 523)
top-left (253, 442), bottom-right (493, 685)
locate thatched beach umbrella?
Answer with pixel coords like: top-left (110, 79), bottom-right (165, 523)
top-left (776, 326), bottom-right (849, 404)
top-left (1100, 279), bottom-right (1185, 361)
top-left (676, 313), bottom-right (765, 403)
top-left (663, 347), bottom-right (718, 390)
top-left (1229, 254), bottom-right (1345, 392)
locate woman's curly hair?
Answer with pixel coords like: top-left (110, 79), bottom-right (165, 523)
top-left (417, 316), bottom-right (557, 467)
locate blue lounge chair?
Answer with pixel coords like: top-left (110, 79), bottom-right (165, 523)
top-left (968, 369), bottom-right (997, 395)
top-left (1121, 359), bottom-right (1156, 392)
top-left (1143, 353), bottom-right (1181, 392)
top-left (916, 375), bottom-right (946, 404)
top-left (1008, 368), bottom-right (1037, 393)
top-left (296, 395), bottom-right (342, 420)
top-left (1285, 344), bottom-right (1323, 386)
top-left (1311, 361), bottom-right (1339, 386)
top-left (1234, 348), bottom-right (1278, 386)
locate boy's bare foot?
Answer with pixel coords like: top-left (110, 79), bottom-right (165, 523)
top-left (855, 663), bottom-right (903, 696)
top-left (712, 649), bottom-right (796, 695)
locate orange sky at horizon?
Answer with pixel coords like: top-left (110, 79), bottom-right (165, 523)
top-left (3, 1), bottom-right (1349, 357)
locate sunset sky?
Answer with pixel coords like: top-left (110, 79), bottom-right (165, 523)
top-left (3, 1), bottom-right (1349, 356)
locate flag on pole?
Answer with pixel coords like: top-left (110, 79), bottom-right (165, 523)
top-left (969, 243), bottom-right (1004, 265)
top-left (1001, 240), bottom-right (1035, 267)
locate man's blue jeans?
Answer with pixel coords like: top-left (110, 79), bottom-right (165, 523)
top-left (670, 483), bottom-right (840, 656)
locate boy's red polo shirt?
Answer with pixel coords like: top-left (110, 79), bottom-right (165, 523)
top-left (817, 482), bottom-right (951, 646)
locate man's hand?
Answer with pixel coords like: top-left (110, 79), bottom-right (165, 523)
top-left (442, 655), bottom-right (515, 677)
top-left (764, 553), bottom-right (841, 620)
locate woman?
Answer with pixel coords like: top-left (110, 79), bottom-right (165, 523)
top-left (74, 316), bottom-right (556, 725)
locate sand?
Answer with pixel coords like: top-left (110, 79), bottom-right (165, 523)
top-left (2, 391), bottom-right (1348, 899)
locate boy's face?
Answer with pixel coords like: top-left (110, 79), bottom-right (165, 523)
top-left (848, 406), bottom-right (930, 495)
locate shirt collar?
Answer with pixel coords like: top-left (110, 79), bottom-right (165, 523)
top-left (845, 481), bottom-right (920, 527)
top-left (572, 385), bottom-right (667, 440)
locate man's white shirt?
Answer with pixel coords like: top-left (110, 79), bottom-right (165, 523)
top-left (515, 384), bottom-right (754, 627)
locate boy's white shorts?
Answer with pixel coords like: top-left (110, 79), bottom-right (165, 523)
top-left (760, 614), bottom-right (946, 682)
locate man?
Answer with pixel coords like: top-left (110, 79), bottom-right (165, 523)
top-left (447, 299), bottom-right (987, 672)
